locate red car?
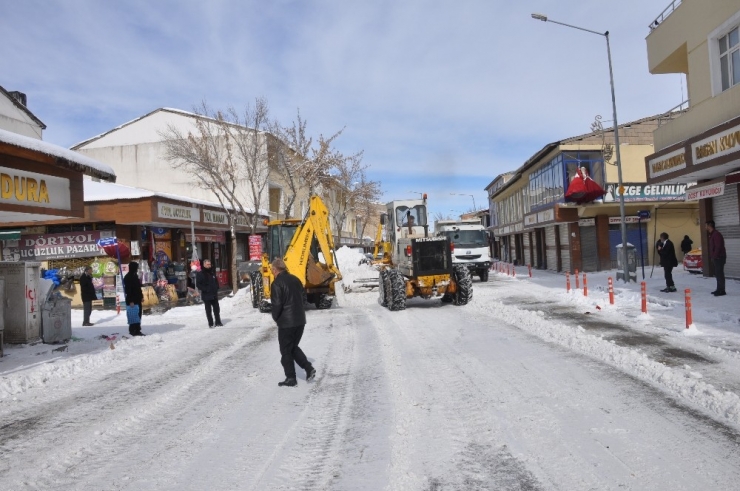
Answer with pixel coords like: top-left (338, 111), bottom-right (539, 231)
top-left (683, 248), bottom-right (702, 274)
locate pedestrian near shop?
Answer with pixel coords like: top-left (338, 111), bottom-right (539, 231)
top-left (270, 258), bottom-right (316, 387)
top-left (196, 259), bottom-right (222, 327)
top-left (123, 261), bottom-right (145, 336)
top-left (681, 235), bottom-right (693, 256)
top-left (706, 220), bottom-right (727, 296)
top-left (657, 232), bottom-right (678, 292)
top-left (79, 266), bottom-right (96, 326)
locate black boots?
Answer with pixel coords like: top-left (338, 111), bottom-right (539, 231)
top-left (306, 366), bottom-right (316, 382)
top-left (278, 378), bottom-right (297, 387)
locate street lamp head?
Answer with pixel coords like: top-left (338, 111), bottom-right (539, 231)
top-left (531, 13), bottom-right (548, 22)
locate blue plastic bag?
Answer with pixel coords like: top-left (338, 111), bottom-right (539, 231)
top-left (126, 304), bottom-right (141, 324)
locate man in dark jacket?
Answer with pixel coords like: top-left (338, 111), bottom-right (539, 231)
top-left (196, 259), bottom-right (222, 328)
top-left (270, 258), bottom-right (316, 387)
top-left (657, 232), bottom-right (678, 292)
top-left (123, 261), bottom-right (145, 336)
top-left (79, 266), bottom-right (97, 326)
top-left (706, 220), bottom-right (727, 296)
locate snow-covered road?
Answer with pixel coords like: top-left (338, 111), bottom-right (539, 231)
top-left (2, 270), bottom-right (740, 490)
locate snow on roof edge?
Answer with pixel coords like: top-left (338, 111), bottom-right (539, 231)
top-left (0, 128), bottom-right (116, 181)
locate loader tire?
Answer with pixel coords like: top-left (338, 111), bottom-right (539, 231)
top-left (316, 294), bottom-right (333, 310)
top-left (379, 269), bottom-right (389, 307)
top-left (388, 269), bottom-right (407, 311)
top-left (453, 265), bottom-right (472, 306)
top-left (250, 271), bottom-right (262, 309)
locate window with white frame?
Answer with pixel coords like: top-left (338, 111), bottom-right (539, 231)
top-left (719, 26), bottom-right (740, 91)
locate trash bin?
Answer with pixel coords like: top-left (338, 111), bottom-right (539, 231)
top-left (616, 243), bottom-right (637, 283)
top-left (42, 296), bottom-right (72, 344)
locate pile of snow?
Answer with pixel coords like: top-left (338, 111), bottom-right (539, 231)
top-left (334, 246), bottom-right (378, 287)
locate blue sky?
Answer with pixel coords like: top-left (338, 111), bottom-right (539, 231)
top-left (1, 0), bottom-right (684, 218)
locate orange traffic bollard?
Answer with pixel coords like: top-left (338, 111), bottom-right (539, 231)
top-left (685, 289), bottom-right (693, 329)
top-left (566, 272), bottom-right (571, 292)
top-left (608, 277), bottom-right (614, 305)
top-left (641, 282), bottom-right (647, 314)
top-left (528, 264), bottom-right (532, 277)
top-left (575, 269), bottom-right (580, 289)
top-left (583, 273), bottom-right (588, 297)
top-left (508, 263), bottom-right (512, 276)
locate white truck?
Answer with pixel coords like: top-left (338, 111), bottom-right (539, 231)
top-left (435, 219), bottom-right (491, 282)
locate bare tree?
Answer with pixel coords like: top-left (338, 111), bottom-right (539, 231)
top-left (322, 148), bottom-right (368, 237)
top-left (159, 99), bottom-right (272, 292)
top-left (270, 109), bottom-right (345, 218)
top-left (350, 173), bottom-right (382, 241)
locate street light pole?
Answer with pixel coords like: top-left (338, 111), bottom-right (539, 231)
top-left (451, 193), bottom-right (477, 211)
top-left (531, 13), bottom-right (629, 283)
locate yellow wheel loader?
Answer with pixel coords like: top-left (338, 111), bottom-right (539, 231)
top-left (250, 196), bottom-right (343, 312)
top-left (377, 194), bottom-right (472, 311)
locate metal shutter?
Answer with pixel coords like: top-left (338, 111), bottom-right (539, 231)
top-left (545, 226), bottom-right (557, 272)
top-left (581, 225), bottom-right (599, 272)
top-left (559, 224), bottom-right (571, 273)
top-left (523, 232), bottom-right (531, 266)
top-left (713, 184), bottom-right (740, 278)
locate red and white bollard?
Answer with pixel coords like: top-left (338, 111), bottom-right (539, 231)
top-left (608, 277), bottom-right (614, 305)
top-left (685, 289), bottom-right (693, 329)
top-left (508, 264), bottom-right (512, 276)
top-left (583, 273), bottom-right (588, 297)
top-left (566, 272), bottom-right (571, 293)
top-left (641, 281), bottom-right (647, 314)
top-left (528, 264), bottom-right (532, 277)
top-left (512, 265), bottom-right (516, 277)
top-left (575, 269), bottom-right (580, 289)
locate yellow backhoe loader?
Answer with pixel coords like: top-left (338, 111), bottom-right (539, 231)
top-left (249, 196), bottom-right (342, 312)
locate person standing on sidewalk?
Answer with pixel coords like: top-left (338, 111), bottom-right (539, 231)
top-left (657, 232), bottom-right (678, 292)
top-left (706, 220), bottom-right (727, 296)
top-left (123, 261), bottom-right (145, 336)
top-left (196, 259), bottom-right (222, 327)
top-left (79, 266), bottom-right (97, 326)
top-left (270, 258), bottom-right (316, 387)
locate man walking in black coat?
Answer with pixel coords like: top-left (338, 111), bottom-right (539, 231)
top-left (123, 261), bottom-right (145, 336)
top-left (657, 232), bottom-right (678, 293)
top-left (270, 258), bottom-right (316, 387)
top-left (79, 266), bottom-right (97, 326)
top-left (196, 259), bottom-right (222, 328)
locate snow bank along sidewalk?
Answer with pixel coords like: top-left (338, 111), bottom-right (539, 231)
top-left (479, 264), bottom-right (740, 426)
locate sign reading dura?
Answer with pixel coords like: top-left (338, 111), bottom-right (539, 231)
top-left (0, 166), bottom-right (71, 210)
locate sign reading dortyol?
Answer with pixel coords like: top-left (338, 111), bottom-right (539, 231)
top-left (10, 231), bottom-right (113, 260)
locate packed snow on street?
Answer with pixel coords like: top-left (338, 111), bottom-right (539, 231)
top-left (2, 247), bottom-right (740, 490)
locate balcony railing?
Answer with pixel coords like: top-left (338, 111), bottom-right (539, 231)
top-left (649, 0), bottom-right (682, 31)
top-left (657, 99), bottom-right (689, 127)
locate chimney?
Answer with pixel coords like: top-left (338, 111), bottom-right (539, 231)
top-left (9, 91), bottom-right (27, 107)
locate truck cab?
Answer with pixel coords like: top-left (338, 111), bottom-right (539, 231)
top-left (435, 219), bottom-right (491, 281)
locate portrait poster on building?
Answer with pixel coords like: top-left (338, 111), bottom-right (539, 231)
top-left (248, 235), bottom-right (262, 261)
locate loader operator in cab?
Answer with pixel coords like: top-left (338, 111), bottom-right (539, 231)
top-left (403, 214), bottom-right (415, 227)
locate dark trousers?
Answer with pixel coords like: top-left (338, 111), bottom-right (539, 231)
top-left (129, 303), bottom-right (142, 336)
top-left (83, 301), bottom-right (92, 324)
top-left (713, 257), bottom-right (726, 293)
top-left (663, 266), bottom-right (674, 288)
top-left (278, 325), bottom-right (310, 379)
top-left (204, 299), bottom-right (221, 326)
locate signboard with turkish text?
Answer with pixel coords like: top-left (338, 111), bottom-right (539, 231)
top-left (608, 216), bottom-right (651, 225)
top-left (248, 235), bottom-right (262, 260)
top-left (188, 231), bottom-right (226, 243)
top-left (685, 181), bottom-right (725, 201)
top-left (603, 183), bottom-right (687, 202)
top-left (203, 210), bottom-right (229, 226)
top-left (157, 202), bottom-right (200, 221)
top-left (0, 166), bottom-right (71, 210)
top-left (692, 123), bottom-right (740, 166)
top-left (10, 230), bottom-right (114, 261)
top-left (647, 148), bottom-right (687, 179)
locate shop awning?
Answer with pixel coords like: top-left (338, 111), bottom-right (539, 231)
top-left (0, 230), bottom-right (21, 240)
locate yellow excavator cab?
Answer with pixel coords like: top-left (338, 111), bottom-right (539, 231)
top-left (250, 196), bottom-right (342, 312)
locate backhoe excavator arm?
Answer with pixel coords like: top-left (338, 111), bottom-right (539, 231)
top-left (283, 196), bottom-right (342, 287)
top-left (372, 223), bottom-right (382, 259)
